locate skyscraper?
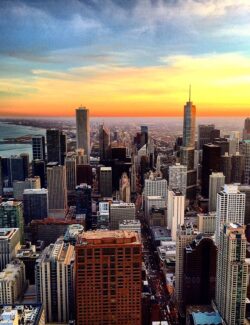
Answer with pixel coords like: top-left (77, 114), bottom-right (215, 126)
top-left (76, 107), bottom-right (90, 159)
top-left (220, 152), bottom-right (232, 184)
top-left (198, 124), bottom-right (215, 150)
top-left (65, 157), bottom-right (76, 191)
top-left (20, 153), bottom-right (29, 179)
top-left (243, 117), bottom-right (250, 140)
top-left (32, 159), bottom-right (46, 188)
top-left (231, 152), bottom-right (245, 183)
top-left (209, 172), bottom-right (225, 212)
top-left (99, 123), bottom-right (110, 161)
top-left (169, 163), bottom-right (187, 195)
top-left (201, 143), bottom-right (221, 197)
top-left (23, 188), bottom-right (49, 224)
top-left (47, 165), bottom-right (67, 210)
top-left (75, 183), bottom-right (92, 230)
top-left (110, 202), bottom-right (135, 230)
top-left (216, 184), bottom-right (245, 243)
top-left (182, 88), bottom-right (196, 148)
top-left (175, 224), bottom-right (197, 310)
top-left (75, 230), bottom-right (142, 324)
top-left (35, 238), bottom-right (75, 323)
top-left (216, 223), bottom-right (247, 325)
top-left (0, 228), bottom-right (20, 271)
top-left (32, 135), bottom-right (46, 160)
top-left (167, 190), bottom-right (185, 241)
top-left (183, 235), bottom-right (217, 306)
top-left (46, 129), bottom-right (66, 165)
top-left (99, 166), bottom-right (112, 197)
top-left (242, 140), bottom-right (250, 184)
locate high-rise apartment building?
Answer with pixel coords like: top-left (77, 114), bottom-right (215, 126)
top-left (175, 225), bottom-right (197, 310)
top-left (65, 157), bottom-right (76, 191)
top-left (46, 129), bottom-right (66, 165)
top-left (99, 167), bottom-right (112, 197)
top-left (216, 185), bottom-right (245, 243)
top-left (201, 143), bottom-right (221, 197)
top-left (47, 165), bottom-right (67, 210)
top-left (216, 223), bottom-right (247, 325)
top-left (180, 146), bottom-right (194, 171)
top-left (75, 230), bottom-right (142, 324)
top-left (209, 172), bottom-right (225, 212)
top-left (183, 96), bottom-right (196, 148)
top-left (143, 172), bottom-right (168, 199)
top-left (99, 124), bottom-right (110, 161)
top-left (76, 107), bottom-right (90, 160)
top-left (0, 201), bottom-right (24, 238)
top-left (168, 163), bottom-right (187, 195)
top-left (35, 238), bottom-right (75, 323)
top-left (32, 135), bottom-right (46, 160)
top-left (110, 202), bottom-right (135, 230)
top-left (23, 188), bottom-right (48, 224)
top-left (167, 190), bottom-right (185, 241)
top-left (243, 117), bottom-right (250, 140)
top-left (0, 259), bottom-right (26, 304)
top-left (0, 228), bottom-right (20, 271)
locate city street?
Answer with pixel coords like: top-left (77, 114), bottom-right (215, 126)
top-left (138, 213), bottom-right (179, 324)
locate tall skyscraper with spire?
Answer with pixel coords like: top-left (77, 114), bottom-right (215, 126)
top-left (183, 86), bottom-right (196, 148)
top-left (76, 107), bottom-right (90, 160)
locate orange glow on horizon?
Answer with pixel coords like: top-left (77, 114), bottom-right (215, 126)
top-left (1, 53), bottom-right (250, 118)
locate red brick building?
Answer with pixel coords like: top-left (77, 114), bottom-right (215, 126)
top-left (75, 230), bottom-right (142, 325)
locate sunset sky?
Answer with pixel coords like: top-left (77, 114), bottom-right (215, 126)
top-left (0, 0), bottom-right (250, 117)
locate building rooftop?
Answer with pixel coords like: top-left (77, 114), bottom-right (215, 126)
top-left (191, 311), bottom-right (222, 325)
top-left (100, 167), bottom-right (112, 171)
top-left (0, 228), bottom-right (19, 240)
top-left (0, 201), bottom-right (22, 208)
top-left (23, 188), bottom-right (47, 195)
top-left (151, 226), bottom-right (171, 241)
top-left (77, 230), bottom-right (141, 246)
top-left (0, 304), bottom-right (43, 325)
top-left (111, 202), bottom-right (135, 208)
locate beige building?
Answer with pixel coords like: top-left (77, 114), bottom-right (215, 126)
top-left (47, 165), bottom-right (67, 210)
top-left (0, 259), bottom-right (26, 304)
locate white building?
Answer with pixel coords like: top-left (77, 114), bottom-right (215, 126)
top-left (0, 259), bottom-right (26, 304)
top-left (13, 177), bottom-right (41, 201)
top-left (143, 172), bottom-right (168, 199)
top-left (209, 172), bottom-right (225, 212)
top-left (167, 190), bottom-right (185, 241)
top-left (216, 185), bottom-right (245, 244)
top-left (216, 223), bottom-right (247, 325)
top-left (0, 228), bottom-right (20, 271)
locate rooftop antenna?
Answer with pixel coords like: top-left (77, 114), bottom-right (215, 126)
top-left (189, 84), bottom-right (191, 102)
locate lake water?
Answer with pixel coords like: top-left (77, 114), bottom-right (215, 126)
top-left (0, 122), bottom-right (46, 159)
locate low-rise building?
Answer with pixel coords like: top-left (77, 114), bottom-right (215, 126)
top-left (0, 304), bottom-right (45, 324)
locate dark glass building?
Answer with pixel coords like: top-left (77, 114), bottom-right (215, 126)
top-left (46, 129), bottom-right (66, 165)
top-left (201, 144), bottom-right (221, 197)
top-left (183, 235), bottom-right (217, 306)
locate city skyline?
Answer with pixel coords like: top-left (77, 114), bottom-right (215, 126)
top-left (1, 0), bottom-right (250, 117)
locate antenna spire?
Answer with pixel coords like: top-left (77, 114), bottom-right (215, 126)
top-left (189, 84), bottom-right (191, 102)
